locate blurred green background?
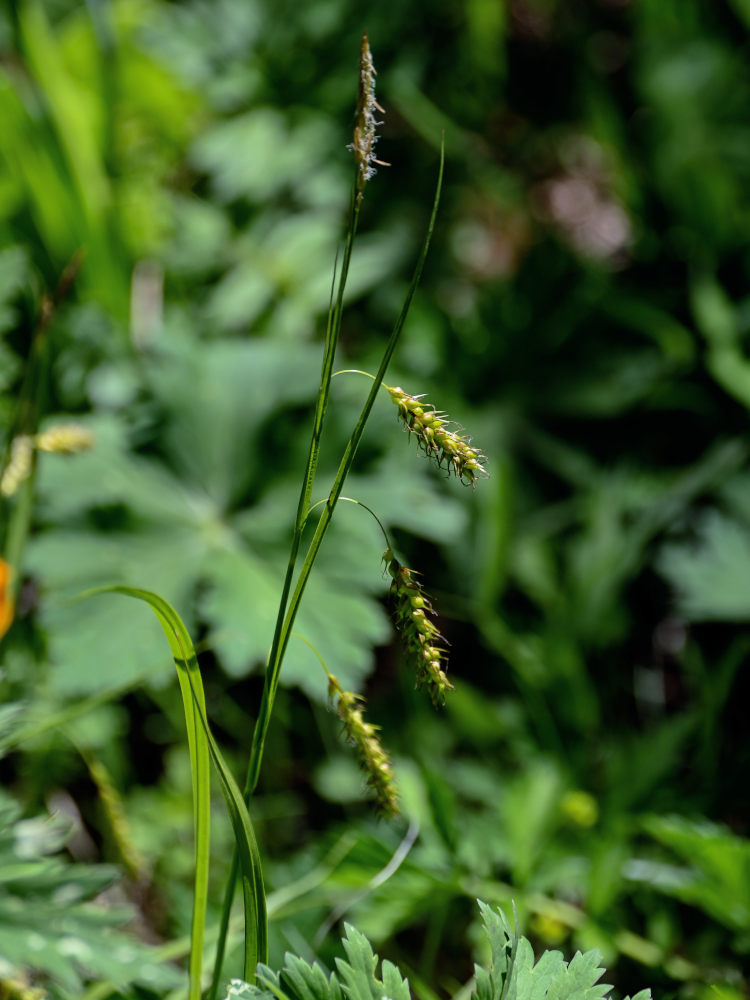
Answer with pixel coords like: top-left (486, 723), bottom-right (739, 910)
top-left (1, 1), bottom-right (749, 997)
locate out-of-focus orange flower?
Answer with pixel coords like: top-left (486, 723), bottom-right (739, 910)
top-left (0, 558), bottom-right (14, 640)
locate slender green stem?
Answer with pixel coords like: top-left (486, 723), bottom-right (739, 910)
top-left (293, 631), bottom-right (335, 683)
top-left (208, 189), bottom-right (361, 1000)
top-left (249, 191), bottom-right (361, 797)
top-left (307, 495), bottom-right (394, 555)
top-left (247, 142), bottom-right (443, 795)
top-left (211, 141), bottom-right (442, 996)
top-left (332, 368), bottom-right (376, 379)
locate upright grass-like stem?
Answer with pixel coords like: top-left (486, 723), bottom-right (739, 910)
top-left (246, 143), bottom-right (443, 797)
top-left (208, 33), bottom-right (443, 990)
top-left (208, 193), bottom-right (360, 1000)
top-left (249, 191), bottom-right (361, 794)
top-left (210, 119), bottom-right (365, 1000)
top-left (209, 139), bottom-right (444, 1000)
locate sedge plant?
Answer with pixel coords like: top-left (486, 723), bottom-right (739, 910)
top-left (0, 36), bottom-right (652, 1000)
top-left (103, 34), bottom-right (477, 998)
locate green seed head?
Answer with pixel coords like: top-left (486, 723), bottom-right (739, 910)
top-left (384, 550), bottom-right (454, 707)
top-left (327, 673), bottom-right (398, 818)
top-left (384, 384), bottom-right (487, 486)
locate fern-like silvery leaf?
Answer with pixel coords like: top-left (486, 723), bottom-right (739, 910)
top-left (513, 939), bottom-right (564, 1000)
top-left (224, 925), bottom-right (409, 1000)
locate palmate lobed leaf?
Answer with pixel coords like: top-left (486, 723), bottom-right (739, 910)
top-left (201, 544), bottom-right (390, 700)
top-left (0, 790), bottom-right (182, 998)
top-left (26, 526), bottom-right (207, 696)
top-left (25, 408), bottom-right (388, 699)
top-left (189, 108), bottom-right (342, 206)
top-left (148, 334), bottom-right (322, 507)
top-left (226, 902), bottom-right (651, 1000)
top-left (26, 327), bottom-right (470, 704)
top-left (336, 923), bottom-right (410, 1000)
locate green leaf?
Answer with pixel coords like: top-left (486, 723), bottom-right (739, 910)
top-left (337, 923), bottom-right (410, 1000)
top-left (0, 245), bottom-right (29, 341)
top-left (473, 901), bottom-right (518, 1000)
top-left (227, 903), bottom-right (645, 1000)
top-left (0, 789), bottom-right (182, 998)
top-left (148, 335), bottom-right (321, 505)
top-left (85, 586), bottom-right (212, 1000)
top-left (27, 526), bottom-right (207, 696)
top-left (658, 509), bottom-right (750, 621)
top-left (283, 952), bottom-right (343, 1000)
top-left (201, 545), bottom-right (390, 700)
top-left (633, 815), bottom-right (750, 933)
top-left (89, 585), bottom-right (268, 981)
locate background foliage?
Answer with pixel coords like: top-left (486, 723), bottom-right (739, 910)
top-left (1, 1), bottom-right (748, 998)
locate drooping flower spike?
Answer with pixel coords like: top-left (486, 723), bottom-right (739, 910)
top-left (384, 548), bottom-right (453, 707)
top-left (1, 424), bottom-right (94, 498)
top-left (327, 672), bottom-right (399, 818)
top-left (385, 385), bottom-right (487, 486)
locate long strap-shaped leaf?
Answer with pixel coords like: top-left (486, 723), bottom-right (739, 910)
top-left (86, 586), bottom-right (267, 988)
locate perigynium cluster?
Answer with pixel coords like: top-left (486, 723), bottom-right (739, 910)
top-left (1, 424), bottom-right (94, 498)
top-left (385, 385), bottom-right (487, 486)
top-left (350, 34), bottom-right (389, 198)
top-left (384, 548), bottom-right (453, 707)
top-left (0, 435), bottom-right (34, 498)
top-left (327, 672), bottom-right (398, 818)
top-left (35, 424), bottom-right (94, 454)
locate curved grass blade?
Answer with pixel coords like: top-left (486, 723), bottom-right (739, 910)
top-left (85, 587), bottom-right (267, 988)
top-left (84, 587), bottom-right (209, 999)
top-left (183, 651), bottom-right (269, 981)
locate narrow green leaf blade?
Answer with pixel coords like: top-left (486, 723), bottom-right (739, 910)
top-left (86, 585), bottom-right (268, 981)
top-left (186, 660), bottom-right (269, 979)
top-left (85, 585), bottom-right (211, 1000)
